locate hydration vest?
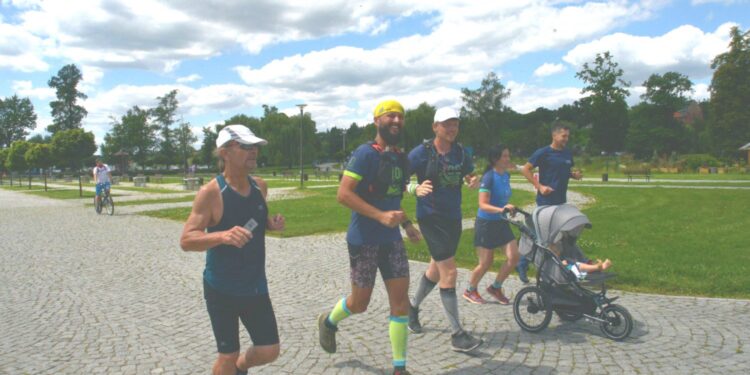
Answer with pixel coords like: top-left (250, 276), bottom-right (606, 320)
top-left (363, 141), bottom-right (407, 201)
top-left (422, 139), bottom-right (466, 188)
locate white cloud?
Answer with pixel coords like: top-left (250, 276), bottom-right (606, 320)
top-left (692, 83), bottom-right (710, 101)
top-left (691, 0), bottom-right (747, 4)
top-left (563, 22), bottom-right (736, 85)
top-left (533, 63), bottom-right (566, 77)
top-left (11, 80), bottom-right (54, 100)
top-left (176, 74), bottom-right (202, 83)
top-left (232, 1), bottom-right (664, 125)
top-left (505, 82), bottom-right (583, 114)
top-left (0, 20), bottom-right (48, 72)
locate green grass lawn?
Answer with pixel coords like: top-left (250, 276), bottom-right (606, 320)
top-left (25, 189), bottom-right (107, 199)
top-left (138, 182), bottom-right (749, 298)
top-left (572, 187), bottom-right (749, 298)
top-left (142, 186), bottom-right (535, 237)
top-left (413, 187), bottom-right (750, 299)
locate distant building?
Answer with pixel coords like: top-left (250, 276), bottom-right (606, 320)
top-left (740, 142), bottom-right (750, 165)
top-left (673, 102), bottom-right (703, 126)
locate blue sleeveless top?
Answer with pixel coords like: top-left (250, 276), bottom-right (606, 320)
top-left (204, 175), bottom-right (268, 296)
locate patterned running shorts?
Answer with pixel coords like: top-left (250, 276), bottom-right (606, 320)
top-left (348, 240), bottom-right (410, 288)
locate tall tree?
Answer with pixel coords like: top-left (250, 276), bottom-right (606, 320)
top-left (25, 143), bottom-right (54, 190)
top-left (576, 51), bottom-right (630, 153)
top-left (50, 128), bottom-right (97, 172)
top-left (0, 147), bottom-right (9, 177)
top-left (402, 103), bottom-right (436, 151)
top-left (460, 72), bottom-right (511, 154)
top-left (47, 64), bottom-right (88, 134)
top-left (0, 95), bottom-right (38, 148)
top-left (175, 121), bottom-right (197, 173)
top-left (101, 106), bottom-right (156, 171)
top-left (151, 90), bottom-right (179, 168)
top-left (709, 26), bottom-right (750, 158)
top-left (627, 72), bottom-right (694, 157)
top-left (5, 140), bottom-right (31, 174)
top-left (198, 126), bottom-right (218, 168)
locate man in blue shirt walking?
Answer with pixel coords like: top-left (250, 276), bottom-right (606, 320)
top-left (516, 123), bottom-right (582, 281)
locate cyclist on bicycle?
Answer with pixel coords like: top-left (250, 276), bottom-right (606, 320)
top-left (93, 159), bottom-right (112, 207)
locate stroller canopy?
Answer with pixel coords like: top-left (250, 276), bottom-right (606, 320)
top-left (533, 204), bottom-right (591, 247)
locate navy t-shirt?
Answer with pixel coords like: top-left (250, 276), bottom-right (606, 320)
top-left (343, 143), bottom-right (406, 246)
top-left (528, 146), bottom-right (574, 205)
top-left (476, 170), bottom-right (511, 221)
top-left (408, 142), bottom-right (474, 220)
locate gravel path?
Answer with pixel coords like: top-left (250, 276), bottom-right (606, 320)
top-left (1, 188), bottom-right (749, 374)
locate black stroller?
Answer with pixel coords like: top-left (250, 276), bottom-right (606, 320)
top-left (503, 204), bottom-right (633, 341)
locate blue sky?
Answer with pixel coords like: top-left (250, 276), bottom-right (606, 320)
top-left (1, 0), bottom-right (748, 147)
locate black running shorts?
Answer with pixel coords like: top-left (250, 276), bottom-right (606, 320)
top-left (473, 217), bottom-right (515, 249)
top-left (419, 214), bottom-right (462, 262)
top-left (203, 280), bottom-right (279, 353)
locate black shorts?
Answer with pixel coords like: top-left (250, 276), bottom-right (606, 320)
top-left (419, 214), bottom-right (462, 262)
top-left (473, 217), bottom-right (515, 249)
top-left (203, 280), bottom-right (279, 353)
top-left (348, 240), bottom-right (410, 289)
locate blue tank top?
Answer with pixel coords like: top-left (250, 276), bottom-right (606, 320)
top-left (204, 175), bottom-right (268, 296)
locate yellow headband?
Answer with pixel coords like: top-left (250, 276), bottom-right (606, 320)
top-left (373, 99), bottom-right (404, 118)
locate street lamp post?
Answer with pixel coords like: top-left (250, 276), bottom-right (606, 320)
top-left (296, 104), bottom-right (307, 188)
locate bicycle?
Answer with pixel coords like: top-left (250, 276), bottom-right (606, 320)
top-left (94, 185), bottom-right (115, 216)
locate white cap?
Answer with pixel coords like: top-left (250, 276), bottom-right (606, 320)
top-left (434, 107), bottom-right (459, 123)
top-left (216, 124), bottom-right (268, 148)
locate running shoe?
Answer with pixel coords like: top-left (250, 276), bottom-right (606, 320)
top-left (317, 313), bottom-right (337, 353)
top-left (451, 330), bottom-right (483, 352)
top-left (462, 289), bottom-right (486, 304)
top-left (408, 304), bottom-right (422, 333)
top-left (485, 285), bottom-right (510, 305)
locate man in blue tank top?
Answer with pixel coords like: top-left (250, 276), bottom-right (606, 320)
top-left (517, 122), bottom-right (582, 282)
top-left (317, 100), bottom-right (422, 375)
top-left (180, 124), bottom-right (286, 375)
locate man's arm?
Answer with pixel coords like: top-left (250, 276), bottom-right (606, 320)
top-left (520, 163), bottom-right (538, 189)
top-left (180, 183), bottom-right (251, 251)
top-left (337, 176), bottom-right (404, 228)
top-left (253, 176), bottom-right (286, 231)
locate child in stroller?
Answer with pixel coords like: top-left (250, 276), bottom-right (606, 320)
top-left (547, 241), bottom-right (612, 281)
top-left (502, 204), bottom-right (633, 341)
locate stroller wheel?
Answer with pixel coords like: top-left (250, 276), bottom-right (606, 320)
top-left (599, 304), bottom-right (633, 341)
top-left (513, 286), bottom-right (553, 333)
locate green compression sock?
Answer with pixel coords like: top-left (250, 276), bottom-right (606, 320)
top-left (389, 315), bottom-right (408, 369)
top-left (327, 297), bottom-right (352, 326)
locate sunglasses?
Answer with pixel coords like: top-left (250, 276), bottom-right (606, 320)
top-left (235, 143), bottom-right (258, 150)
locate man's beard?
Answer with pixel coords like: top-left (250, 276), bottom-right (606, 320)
top-left (378, 124), bottom-right (401, 146)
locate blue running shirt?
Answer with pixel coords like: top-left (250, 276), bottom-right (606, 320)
top-left (476, 170), bottom-right (511, 221)
top-left (344, 143), bottom-right (406, 246)
top-left (528, 146), bottom-right (574, 206)
top-left (408, 142), bottom-right (474, 220)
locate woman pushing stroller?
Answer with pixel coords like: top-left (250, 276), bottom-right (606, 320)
top-left (463, 144), bottom-right (521, 305)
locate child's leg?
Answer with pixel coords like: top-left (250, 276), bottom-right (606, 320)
top-left (576, 259), bottom-right (612, 272)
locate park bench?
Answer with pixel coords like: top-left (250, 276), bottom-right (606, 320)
top-left (624, 168), bottom-right (651, 182)
top-left (153, 174), bottom-right (163, 183)
top-left (81, 176), bottom-right (90, 184)
top-left (111, 176), bottom-right (120, 185)
top-left (183, 177), bottom-right (202, 191)
top-left (133, 176), bottom-right (147, 187)
top-left (64, 175), bottom-right (73, 183)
